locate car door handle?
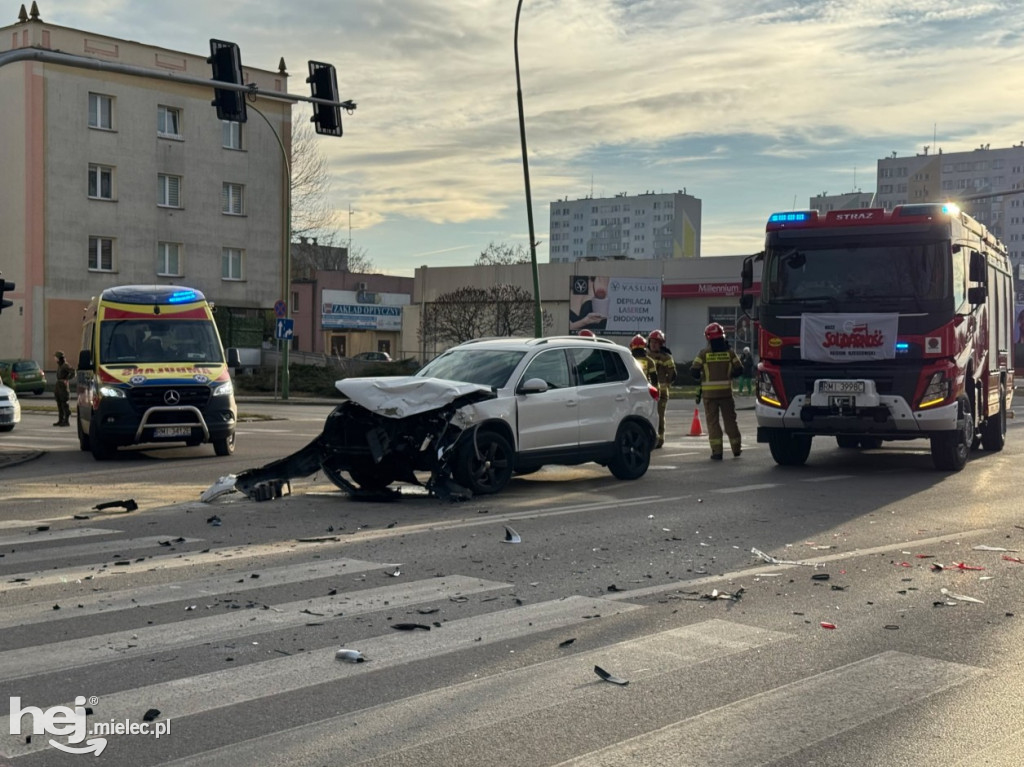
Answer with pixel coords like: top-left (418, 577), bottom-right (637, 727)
top-left (567, 400), bottom-right (578, 408)
top-left (614, 394), bottom-right (626, 401)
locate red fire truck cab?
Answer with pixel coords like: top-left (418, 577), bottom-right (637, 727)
top-left (740, 203), bottom-right (1014, 471)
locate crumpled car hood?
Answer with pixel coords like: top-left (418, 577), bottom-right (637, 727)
top-left (335, 376), bottom-right (495, 418)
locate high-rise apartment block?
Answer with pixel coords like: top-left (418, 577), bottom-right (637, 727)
top-left (548, 190), bottom-right (701, 262)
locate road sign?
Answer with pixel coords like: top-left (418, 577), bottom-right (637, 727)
top-left (275, 318), bottom-right (294, 340)
top-left (273, 299), bottom-right (287, 318)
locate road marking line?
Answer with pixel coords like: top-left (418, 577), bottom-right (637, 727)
top-left (0, 595), bottom-right (643, 757)
top-left (0, 527), bottom-right (119, 544)
top-left (155, 620), bottom-right (790, 767)
top-left (0, 536), bottom-right (204, 568)
top-left (555, 651), bottom-right (984, 766)
top-left (0, 574), bottom-right (511, 681)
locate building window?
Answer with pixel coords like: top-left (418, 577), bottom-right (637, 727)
top-left (88, 164), bottom-right (113, 200)
top-left (222, 183), bottom-right (244, 215)
top-left (291, 291), bottom-right (299, 312)
top-left (158, 174), bottom-right (182, 208)
top-left (157, 105), bottom-right (182, 138)
top-left (222, 247), bottom-right (243, 280)
top-left (88, 93), bottom-right (113, 130)
top-left (88, 236), bottom-right (114, 272)
top-left (222, 120), bottom-right (242, 150)
top-left (157, 242), bottom-right (182, 276)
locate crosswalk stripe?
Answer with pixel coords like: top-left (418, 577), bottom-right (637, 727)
top-left (0, 574), bottom-right (511, 682)
top-left (553, 651), bottom-right (983, 767)
top-left (0, 558), bottom-right (387, 630)
top-left (157, 619), bottom-right (790, 767)
top-left (0, 527), bottom-right (118, 545)
top-left (0, 536), bottom-right (204, 568)
top-left (0, 595), bottom-right (642, 758)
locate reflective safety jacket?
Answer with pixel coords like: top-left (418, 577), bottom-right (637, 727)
top-left (632, 351), bottom-right (657, 386)
top-left (647, 349), bottom-right (676, 388)
top-left (691, 347), bottom-right (742, 399)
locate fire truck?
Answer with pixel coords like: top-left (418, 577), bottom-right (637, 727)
top-left (739, 203), bottom-right (1014, 471)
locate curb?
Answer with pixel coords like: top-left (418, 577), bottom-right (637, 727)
top-left (0, 449), bottom-right (45, 469)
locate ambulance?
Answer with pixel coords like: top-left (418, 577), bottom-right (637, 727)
top-left (76, 285), bottom-right (239, 460)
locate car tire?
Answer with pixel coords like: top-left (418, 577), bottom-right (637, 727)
top-left (213, 433), bottom-right (235, 457)
top-left (608, 420), bottom-right (652, 480)
top-left (454, 431), bottom-right (514, 495)
top-left (348, 459), bottom-right (397, 491)
top-left (0, 424), bottom-right (13, 433)
top-left (33, 388), bottom-right (45, 396)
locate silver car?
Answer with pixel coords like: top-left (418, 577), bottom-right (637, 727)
top-left (0, 383), bottom-right (21, 432)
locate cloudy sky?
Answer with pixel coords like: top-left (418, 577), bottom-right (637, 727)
top-left (29, 0), bottom-right (1024, 275)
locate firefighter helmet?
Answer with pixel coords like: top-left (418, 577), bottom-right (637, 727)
top-left (577, 329), bottom-right (596, 338)
top-left (648, 329), bottom-right (666, 343)
top-left (629, 334), bottom-right (647, 350)
top-left (704, 322), bottom-right (725, 340)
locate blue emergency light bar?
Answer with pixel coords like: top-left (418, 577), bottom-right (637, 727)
top-left (768, 211), bottom-right (813, 224)
top-left (168, 289), bottom-right (199, 304)
top-left (895, 342), bottom-right (909, 352)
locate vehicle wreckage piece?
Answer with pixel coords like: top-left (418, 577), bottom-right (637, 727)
top-left (231, 377), bottom-right (497, 501)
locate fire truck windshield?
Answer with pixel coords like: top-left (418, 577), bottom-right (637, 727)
top-left (764, 240), bottom-right (951, 308)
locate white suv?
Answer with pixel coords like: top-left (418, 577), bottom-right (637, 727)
top-left (232, 337), bottom-right (659, 501)
top-left (0, 383), bottom-right (20, 432)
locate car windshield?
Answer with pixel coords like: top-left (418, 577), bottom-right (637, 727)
top-left (99, 320), bottom-right (224, 364)
top-left (416, 349), bottom-right (526, 389)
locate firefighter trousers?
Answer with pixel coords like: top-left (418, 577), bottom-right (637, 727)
top-left (703, 396), bottom-right (741, 456)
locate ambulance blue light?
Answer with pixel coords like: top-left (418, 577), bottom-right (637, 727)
top-left (895, 342), bottom-right (909, 352)
top-left (168, 290), bottom-right (198, 304)
top-left (941, 203), bottom-right (960, 216)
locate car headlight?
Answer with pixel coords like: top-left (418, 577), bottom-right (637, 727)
top-left (213, 380), bottom-right (234, 397)
top-left (918, 372), bottom-right (950, 409)
top-left (97, 385), bottom-right (126, 399)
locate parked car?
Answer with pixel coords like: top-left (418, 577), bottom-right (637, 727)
top-left (351, 351), bottom-right (392, 362)
top-left (0, 383), bottom-right (21, 431)
top-left (230, 336), bottom-right (659, 500)
top-left (0, 359), bottom-right (46, 395)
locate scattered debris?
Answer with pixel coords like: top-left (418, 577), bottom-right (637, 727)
top-left (931, 563), bottom-right (945, 572)
top-left (594, 665), bottom-right (629, 685)
top-left (940, 587), bottom-right (984, 604)
top-left (206, 515), bottom-right (222, 527)
top-left (883, 625), bottom-right (899, 630)
top-left (950, 562), bottom-right (985, 571)
top-left (751, 547), bottom-right (822, 568)
top-left (607, 584), bottom-right (624, 592)
top-left (390, 623), bottom-right (431, 631)
top-left (559, 638), bottom-right (576, 648)
top-left (200, 475), bottom-right (238, 503)
top-left (504, 526), bottom-right (522, 544)
top-left (1001, 555), bottom-right (1024, 564)
top-left (246, 479), bottom-right (290, 502)
top-left (701, 588), bottom-right (744, 602)
top-left (811, 573), bottom-right (830, 581)
top-left (335, 649), bottom-right (366, 663)
top-left (820, 622), bottom-right (837, 630)
top-left (142, 709), bottom-right (160, 722)
top-left (296, 535), bottom-right (341, 543)
top-left (973, 545), bottom-right (1018, 552)
top-left (72, 514), bottom-right (90, 520)
top-left (93, 499), bottom-right (138, 513)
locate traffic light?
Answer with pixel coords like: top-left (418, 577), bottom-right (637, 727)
top-left (0, 274), bottom-right (14, 313)
top-left (307, 61), bottom-right (342, 136)
top-left (208, 39), bottom-right (247, 123)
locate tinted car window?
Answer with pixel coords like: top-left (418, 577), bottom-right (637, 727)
top-left (570, 348), bottom-right (629, 386)
top-left (417, 349), bottom-right (526, 389)
top-left (13, 362), bottom-right (39, 373)
top-left (520, 349), bottom-right (571, 389)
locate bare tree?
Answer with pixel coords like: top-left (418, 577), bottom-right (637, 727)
top-left (474, 242), bottom-right (531, 266)
top-left (420, 284), bottom-right (550, 348)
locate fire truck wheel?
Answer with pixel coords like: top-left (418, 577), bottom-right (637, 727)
top-left (930, 397), bottom-right (972, 471)
top-left (768, 432), bottom-right (812, 466)
top-left (980, 383), bottom-right (1007, 452)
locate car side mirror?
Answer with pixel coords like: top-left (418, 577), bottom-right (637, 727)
top-left (518, 377), bottom-right (549, 394)
top-left (78, 349), bottom-right (93, 370)
top-left (227, 347), bottom-right (241, 368)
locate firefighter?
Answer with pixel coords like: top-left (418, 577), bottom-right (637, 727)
top-left (629, 333), bottom-right (656, 389)
top-left (690, 323), bottom-right (742, 459)
top-left (646, 329), bottom-right (676, 448)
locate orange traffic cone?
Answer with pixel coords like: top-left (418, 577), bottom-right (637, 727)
top-left (688, 407), bottom-right (703, 437)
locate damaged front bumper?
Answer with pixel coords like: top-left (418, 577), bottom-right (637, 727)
top-left (214, 377), bottom-right (497, 502)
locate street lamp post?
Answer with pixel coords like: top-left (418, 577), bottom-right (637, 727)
top-left (249, 103), bottom-right (292, 400)
top-left (514, 0), bottom-right (544, 338)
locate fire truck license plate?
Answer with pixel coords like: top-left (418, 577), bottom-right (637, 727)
top-left (818, 380), bottom-right (866, 395)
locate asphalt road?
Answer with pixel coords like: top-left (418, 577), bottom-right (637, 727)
top-left (1, 396), bottom-right (1022, 766)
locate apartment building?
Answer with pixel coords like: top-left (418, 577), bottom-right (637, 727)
top-left (874, 144), bottom-right (1024, 295)
top-left (548, 190), bottom-right (701, 262)
top-left (0, 5), bottom-right (291, 364)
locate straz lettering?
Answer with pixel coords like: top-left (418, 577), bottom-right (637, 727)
top-left (835, 212), bottom-right (874, 221)
top-left (823, 329), bottom-right (885, 348)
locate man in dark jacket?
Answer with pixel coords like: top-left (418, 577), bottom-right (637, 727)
top-left (690, 323), bottom-right (742, 459)
top-left (53, 350), bottom-right (73, 427)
